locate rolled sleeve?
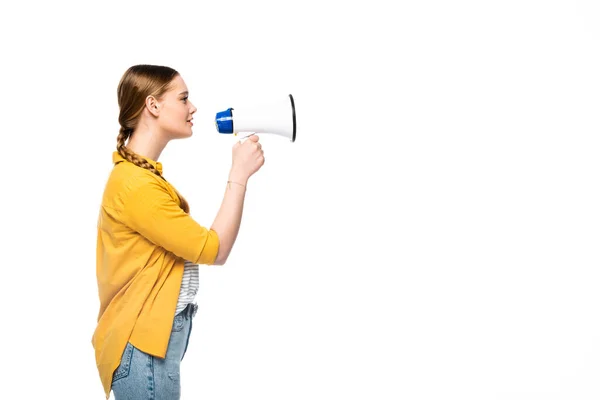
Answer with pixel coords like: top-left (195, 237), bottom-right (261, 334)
top-left (122, 179), bottom-right (220, 265)
top-left (197, 228), bottom-right (220, 265)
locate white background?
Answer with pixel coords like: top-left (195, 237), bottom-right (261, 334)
top-left (1, 0), bottom-right (599, 399)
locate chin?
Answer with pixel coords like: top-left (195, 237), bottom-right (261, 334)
top-left (171, 130), bottom-right (193, 140)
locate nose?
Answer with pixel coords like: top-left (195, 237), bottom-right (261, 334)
top-left (190, 101), bottom-right (197, 115)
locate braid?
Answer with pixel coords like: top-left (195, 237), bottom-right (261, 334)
top-left (116, 125), bottom-right (163, 178)
top-left (115, 125), bottom-right (190, 213)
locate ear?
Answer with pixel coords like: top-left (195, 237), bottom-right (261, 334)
top-left (145, 95), bottom-right (160, 117)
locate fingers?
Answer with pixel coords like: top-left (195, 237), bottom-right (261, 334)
top-left (252, 140), bottom-right (264, 162)
top-left (234, 134), bottom-right (263, 159)
top-left (246, 135), bottom-right (262, 151)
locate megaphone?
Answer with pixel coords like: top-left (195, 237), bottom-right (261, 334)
top-left (215, 94), bottom-right (296, 142)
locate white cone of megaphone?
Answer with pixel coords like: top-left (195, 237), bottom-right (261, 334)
top-left (215, 94), bottom-right (296, 142)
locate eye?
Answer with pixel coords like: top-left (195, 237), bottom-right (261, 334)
top-left (182, 96), bottom-right (188, 103)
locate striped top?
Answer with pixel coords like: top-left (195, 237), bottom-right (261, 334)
top-left (175, 260), bottom-right (200, 315)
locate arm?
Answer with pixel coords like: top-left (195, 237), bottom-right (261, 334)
top-left (121, 179), bottom-right (220, 265)
top-left (210, 133), bottom-right (264, 266)
top-left (210, 170), bottom-right (248, 265)
top-left (122, 136), bottom-right (262, 266)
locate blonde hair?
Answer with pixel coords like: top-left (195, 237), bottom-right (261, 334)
top-left (116, 64), bottom-right (189, 212)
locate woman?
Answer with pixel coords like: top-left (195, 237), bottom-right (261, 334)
top-left (92, 64), bottom-right (264, 399)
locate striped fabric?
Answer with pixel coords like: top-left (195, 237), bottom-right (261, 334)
top-left (175, 260), bottom-right (199, 315)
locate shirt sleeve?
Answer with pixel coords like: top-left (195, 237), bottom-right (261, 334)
top-left (121, 179), bottom-right (220, 265)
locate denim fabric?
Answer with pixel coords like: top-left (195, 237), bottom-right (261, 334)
top-left (111, 303), bottom-right (197, 399)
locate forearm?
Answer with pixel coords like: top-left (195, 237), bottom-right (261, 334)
top-left (210, 170), bottom-right (248, 265)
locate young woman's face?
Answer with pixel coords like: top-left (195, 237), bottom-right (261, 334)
top-left (156, 75), bottom-right (197, 140)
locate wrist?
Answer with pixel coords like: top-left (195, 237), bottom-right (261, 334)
top-left (228, 169), bottom-right (248, 186)
top-left (227, 173), bottom-right (248, 186)
top-left (227, 180), bottom-right (246, 191)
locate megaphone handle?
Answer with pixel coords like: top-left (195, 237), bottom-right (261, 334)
top-left (236, 132), bottom-right (256, 143)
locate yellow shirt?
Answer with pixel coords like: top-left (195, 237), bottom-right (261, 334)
top-left (92, 151), bottom-right (220, 398)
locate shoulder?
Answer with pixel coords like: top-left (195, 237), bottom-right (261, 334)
top-left (102, 162), bottom-right (169, 211)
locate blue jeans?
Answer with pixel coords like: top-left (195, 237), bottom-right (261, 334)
top-left (111, 303), bottom-right (197, 400)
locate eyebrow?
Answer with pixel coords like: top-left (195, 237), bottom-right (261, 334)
top-left (179, 91), bottom-right (189, 96)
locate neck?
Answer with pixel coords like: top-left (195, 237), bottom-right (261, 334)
top-left (126, 126), bottom-right (168, 161)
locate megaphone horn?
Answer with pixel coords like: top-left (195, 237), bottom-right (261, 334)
top-left (215, 94), bottom-right (297, 142)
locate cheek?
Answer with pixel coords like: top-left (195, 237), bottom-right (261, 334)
top-left (163, 107), bottom-right (186, 125)
top-left (179, 106), bottom-right (189, 120)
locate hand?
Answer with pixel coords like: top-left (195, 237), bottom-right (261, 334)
top-left (230, 134), bottom-right (265, 183)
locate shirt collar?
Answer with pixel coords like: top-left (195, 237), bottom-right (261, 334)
top-left (112, 151), bottom-right (163, 175)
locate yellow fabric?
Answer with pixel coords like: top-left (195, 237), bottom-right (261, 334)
top-left (92, 151), bottom-right (219, 399)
